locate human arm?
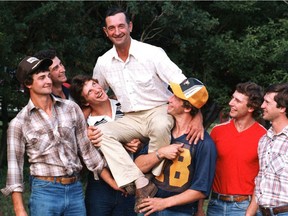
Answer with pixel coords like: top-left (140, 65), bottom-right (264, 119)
top-left (12, 192), bottom-right (28, 216)
top-left (87, 126), bottom-right (103, 147)
top-left (134, 143), bottom-right (184, 173)
top-left (246, 193), bottom-right (258, 216)
top-left (99, 167), bottom-right (126, 194)
top-left (123, 138), bottom-right (143, 153)
top-left (195, 199), bottom-right (206, 216)
top-left (185, 111), bottom-right (204, 144)
top-left (138, 189), bottom-right (205, 216)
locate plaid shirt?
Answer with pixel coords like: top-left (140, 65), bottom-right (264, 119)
top-left (1, 96), bottom-right (106, 196)
top-left (255, 125), bottom-right (288, 207)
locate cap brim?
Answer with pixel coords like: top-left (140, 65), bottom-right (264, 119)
top-left (32, 58), bottom-right (52, 72)
top-left (169, 82), bottom-right (187, 100)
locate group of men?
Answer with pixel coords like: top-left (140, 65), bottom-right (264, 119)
top-left (1, 6), bottom-right (288, 216)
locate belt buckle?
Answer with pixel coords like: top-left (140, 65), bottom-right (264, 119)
top-left (60, 176), bottom-right (75, 185)
top-left (260, 206), bottom-right (272, 216)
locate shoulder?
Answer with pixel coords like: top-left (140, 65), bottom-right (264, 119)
top-left (97, 47), bottom-right (114, 61)
top-left (253, 122), bottom-right (267, 133)
top-left (55, 97), bottom-right (80, 111)
top-left (211, 120), bottom-right (231, 131)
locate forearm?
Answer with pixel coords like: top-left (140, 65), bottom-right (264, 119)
top-left (163, 189), bottom-right (205, 209)
top-left (12, 192), bottom-right (27, 216)
top-left (135, 151), bottom-right (162, 173)
top-left (100, 167), bottom-right (115, 186)
top-left (246, 193), bottom-right (258, 216)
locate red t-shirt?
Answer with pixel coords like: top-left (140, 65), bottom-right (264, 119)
top-left (211, 119), bottom-right (266, 195)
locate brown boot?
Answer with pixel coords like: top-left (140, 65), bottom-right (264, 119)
top-left (134, 181), bottom-right (158, 213)
top-left (123, 182), bottom-right (136, 196)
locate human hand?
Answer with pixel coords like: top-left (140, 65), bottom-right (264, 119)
top-left (158, 143), bottom-right (184, 160)
top-left (87, 126), bottom-right (102, 147)
top-left (123, 139), bottom-right (142, 153)
top-left (185, 111), bottom-right (204, 144)
top-left (137, 197), bottom-right (167, 216)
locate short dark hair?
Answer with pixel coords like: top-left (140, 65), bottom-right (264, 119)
top-left (235, 82), bottom-right (264, 119)
top-left (182, 100), bottom-right (199, 117)
top-left (34, 49), bottom-right (57, 60)
top-left (70, 75), bottom-right (98, 108)
top-left (265, 83), bottom-right (288, 118)
top-left (105, 7), bottom-right (130, 26)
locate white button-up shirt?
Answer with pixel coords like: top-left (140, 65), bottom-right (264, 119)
top-left (93, 38), bottom-right (186, 112)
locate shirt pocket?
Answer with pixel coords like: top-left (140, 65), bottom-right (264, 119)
top-left (25, 128), bottom-right (51, 152)
top-left (270, 152), bottom-right (288, 177)
top-left (57, 122), bottom-right (76, 145)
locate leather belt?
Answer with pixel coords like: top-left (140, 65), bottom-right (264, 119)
top-left (34, 175), bottom-right (78, 185)
top-left (260, 205), bottom-right (288, 216)
top-left (211, 192), bottom-right (251, 202)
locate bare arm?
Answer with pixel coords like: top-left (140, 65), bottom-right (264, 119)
top-left (11, 192), bottom-right (28, 216)
top-left (246, 193), bottom-right (258, 216)
top-left (99, 167), bottom-right (126, 194)
top-left (87, 126), bottom-right (103, 147)
top-left (134, 143), bottom-right (183, 173)
top-left (123, 138), bottom-right (143, 153)
top-left (185, 111), bottom-right (204, 144)
top-left (138, 189), bottom-right (205, 216)
top-left (195, 199), bottom-right (206, 216)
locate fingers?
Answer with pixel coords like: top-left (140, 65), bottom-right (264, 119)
top-left (87, 126), bottom-right (103, 147)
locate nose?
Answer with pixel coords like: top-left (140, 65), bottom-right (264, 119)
top-left (168, 95), bottom-right (175, 103)
top-left (261, 102), bottom-right (265, 109)
top-left (115, 27), bottom-right (121, 35)
top-left (228, 98), bottom-right (234, 106)
top-left (59, 64), bottom-right (65, 72)
top-left (46, 76), bottom-right (52, 83)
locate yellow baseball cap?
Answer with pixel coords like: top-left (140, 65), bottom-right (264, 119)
top-left (169, 78), bottom-right (209, 109)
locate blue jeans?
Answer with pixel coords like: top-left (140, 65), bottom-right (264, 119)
top-left (29, 177), bottom-right (86, 216)
top-left (207, 198), bottom-right (262, 216)
top-left (85, 172), bottom-right (136, 216)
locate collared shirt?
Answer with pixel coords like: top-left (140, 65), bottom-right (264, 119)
top-left (87, 99), bottom-right (123, 126)
top-left (93, 38), bottom-right (186, 112)
top-left (255, 125), bottom-right (288, 207)
top-left (1, 96), bottom-right (106, 196)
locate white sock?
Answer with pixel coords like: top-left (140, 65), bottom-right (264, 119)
top-left (135, 177), bottom-right (149, 189)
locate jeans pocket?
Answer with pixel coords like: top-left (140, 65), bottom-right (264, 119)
top-left (208, 198), bottom-right (218, 207)
top-left (32, 177), bottom-right (52, 188)
top-left (234, 200), bottom-right (249, 210)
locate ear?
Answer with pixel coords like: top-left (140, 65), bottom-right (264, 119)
top-left (247, 107), bottom-right (254, 113)
top-left (103, 27), bottom-right (108, 37)
top-left (128, 21), bottom-right (133, 32)
top-left (184, 107), bottom-right (192, 113)
top-left (279, 106), bottom-right (287, 115)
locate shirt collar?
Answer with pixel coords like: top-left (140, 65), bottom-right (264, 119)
top-left (111, 38), bottom-right (138, 61)
top-left (27, 95), bottom-right (61, 115)
top-left (267, 125), bottom-right (288, 138)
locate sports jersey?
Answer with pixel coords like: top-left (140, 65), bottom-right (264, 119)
top-left (138, 131), bottom-right (217, 214)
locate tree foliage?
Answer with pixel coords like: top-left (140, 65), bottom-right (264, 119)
top-left (0, 1), bottom-right (288, 166)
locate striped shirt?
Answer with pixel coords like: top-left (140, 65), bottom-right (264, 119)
top-left (255, 125), bottom-right (288, 207)
top-left (93, 38), bottom-right (186, 113)
top-left (1, 96), bottom-right (106, 196)
top-left (87, 99), bottom-right (123, 126)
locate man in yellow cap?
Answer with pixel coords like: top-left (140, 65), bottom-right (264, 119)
top-left (134, 78), bottom-right (217, 215)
